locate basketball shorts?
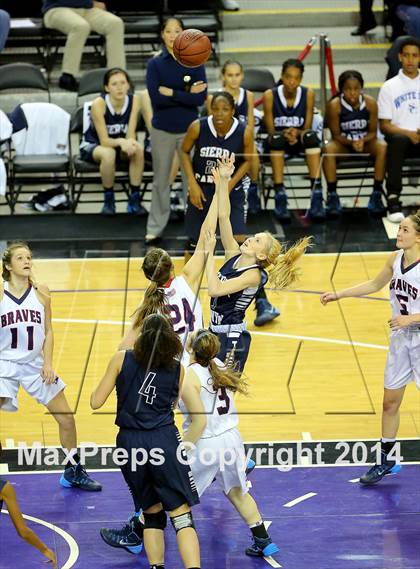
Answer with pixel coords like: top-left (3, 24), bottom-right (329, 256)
top-left (384, 329), bottom-right (420, 390)
top-left (185, 182), bottom-right (247, 242)
top-left (0, 358), bottom-right (66, 412)
top-left (214, 329), bottom-right (252, 374)
top-left (117, 424), bottom-right (199, 512)
top-left (79, 143), bottom-right (126, 165)
top-left (190, 428), bottom-right (248, 497)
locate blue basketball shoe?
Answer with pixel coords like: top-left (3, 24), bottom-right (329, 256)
top-left (359, 452), bottom-right (401, 485)
top-left (246, 535), bottom-right (280, 557)
top-left (100, 515), bottom-right (144, 554)
top-left (60, 463), bottom-right (102, 491)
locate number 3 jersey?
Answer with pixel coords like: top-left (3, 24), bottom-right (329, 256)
top-left (389, 250), bottom-right (420, 327)
top-left (0, 283), bottom-right (45, 363)
top-left (180, 360), bottom-right (239, 438)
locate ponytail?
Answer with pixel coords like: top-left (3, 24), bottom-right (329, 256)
top-left (191, 330), bottom-right (248, 396)
top-left (259, 234), bottom-right (312, 290)
top-left (132, 281), bottom-right (170, 329)
top-left (409, 208), bottom-right (420, 234)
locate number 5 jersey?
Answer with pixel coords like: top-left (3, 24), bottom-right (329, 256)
top-left (0, 283), bottom-right (45, 363)
top-left (389, 250), bottom-right (420, 328)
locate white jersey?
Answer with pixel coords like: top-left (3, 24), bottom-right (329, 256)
top-left (165, 276), bottom-right (203, 363)
top-left (181, 359), bottom-right (239, 438)
top-left (378, 69), bottom-right (420, 131)
top-left (0, 283), bottom-right (45, 363)
top-left (389, 250), bottom-right (420, 326)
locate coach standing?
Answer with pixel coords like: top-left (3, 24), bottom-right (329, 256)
top-left (42, 0), bottom-right (125, 91)
top-left (378, 36), bottom-right (420, 223)
top-left (145, 17), bottom-right (207, 245)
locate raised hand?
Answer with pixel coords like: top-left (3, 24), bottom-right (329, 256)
top-left (217, 154), bottom-right (235, 179)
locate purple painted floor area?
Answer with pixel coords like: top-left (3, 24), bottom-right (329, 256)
top-left (1, 466), bottom-right (419, 569)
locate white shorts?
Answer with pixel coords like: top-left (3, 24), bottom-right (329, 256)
top-left (384, 329), bottom-right (420, 390)
top-left (0, 359), bottom-right (66, 412)
top-left (189, 428), bottom-right (248, 497)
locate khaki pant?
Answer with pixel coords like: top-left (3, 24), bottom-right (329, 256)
top-left (44, 7), bottom-right (126, 76)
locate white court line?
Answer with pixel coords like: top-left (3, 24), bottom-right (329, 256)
top-left (283, 492), bottom-right (317, 508)
top-left (5, 439), bottom-right (14, 448)
top-left (1, 509), bottom-right (79, 569)
top-left (51, 317), bottom-right (389, 351)
top-left (264, 556), bottom-right (282, 568)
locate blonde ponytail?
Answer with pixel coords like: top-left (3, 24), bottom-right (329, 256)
top-left (259, 234), bottom-right (312, 290)
top-left (410, 209), bottom-right (420, 233)
top-left (132, 281), bottom-right (169, 329)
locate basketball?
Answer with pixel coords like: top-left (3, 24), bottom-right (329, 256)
top-left (173, 29), bottom-right (212, 68)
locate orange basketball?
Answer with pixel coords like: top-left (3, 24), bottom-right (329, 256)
top-left (173, 29), bottom-right (212, 68)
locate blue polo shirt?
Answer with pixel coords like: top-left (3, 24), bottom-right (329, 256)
top-left (146, 48), bottom-right (207, 134)
top-left (42, 0), bottom-right (93, 14)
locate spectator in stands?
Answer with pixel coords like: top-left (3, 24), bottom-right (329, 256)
top-left (42, 0), bottom-right (125, 92)
top-left (323, 70), bottom-right (387, 217)
top-left (378, 36), bottom-right (420, 223)
top-left (0, 9), bottom-right (10, 52)
top-left (395, 0), bottom-right (420, 38)
top-left (145, 17), bottom-right (207, 245)
top-left (263, 59), bottom-right (324, 222)
top-left (352, 0), bottom-right (377, 35)
top-left (79, 68), bottom-right (145, 215)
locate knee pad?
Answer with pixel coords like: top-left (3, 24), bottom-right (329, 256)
top-left (143, 510), bottom-right (167, 531)
top-left (185, 239), bottom-right (197, 254)
top-left (268, 132), bottom-right (287, 151)
top-left (302, 130), bottom-right (320, 151)
top-left (170, 511), bottom-right (195, 534)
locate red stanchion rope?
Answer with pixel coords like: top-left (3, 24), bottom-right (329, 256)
top-left (325, 40), bottom-right (337, 96)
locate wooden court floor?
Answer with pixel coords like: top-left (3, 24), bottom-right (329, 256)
top-left (1, 252), bottom-right (419, 447)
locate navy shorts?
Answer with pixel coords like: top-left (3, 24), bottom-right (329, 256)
top-left (214, 329), bottom-right (252, 374)
top-left (185, 182), bottom-right (247, 243)
top-left (117, 425), bottom-right (199, 512)
top-left (79, 143), bottom-right (126, 165)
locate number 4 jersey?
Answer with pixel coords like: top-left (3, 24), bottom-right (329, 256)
top-left (0, 283), bottom-right (45, 363)
top-left (389, 250), bottom-right (420, 326)
top-left (180, 360), bottom-right (239, 438)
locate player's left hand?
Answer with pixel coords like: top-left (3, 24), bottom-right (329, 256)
top-left (41, 364), bottom-right (57, 384)
top-left (217, 154), bottom-right (235, 179)
top-left (389, 315), bottom-right (414, 330)
top-left (203, 230), bottom-right (216, 253)
top-left (159, 86), bottom-right (173, 97)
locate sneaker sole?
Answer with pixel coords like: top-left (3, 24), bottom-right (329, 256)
top-left (359, 464), bottom-right (401, 485)
top-left (100, 530), bottom-right (143, 554)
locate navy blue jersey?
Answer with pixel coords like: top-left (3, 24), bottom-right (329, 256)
top-left (235, 88), bottom-right (249, 124)
top-left (272, 85), bottom-right (307, 131)
top-left (0, 478), bottom-right (6, 512)
top-left (339, 94), bottom-right (369, 141)
top-left (82, 93), bottom-right (133, 147)
top-left (210, 255), bottom-right (268, 327)
top-left (192, 116), bottom-right (246, 186)
top-left (115, 351), bottom-right (180, 431)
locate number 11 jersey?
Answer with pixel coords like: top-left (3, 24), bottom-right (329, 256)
top-left (181, 360), bottom-right (239, 439)
top-left (0, 283), bottom-right (45, 363)
top-left (389, 250), bottom-right (420, 327)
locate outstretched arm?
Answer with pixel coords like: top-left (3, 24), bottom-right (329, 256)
top-left (181, 367), bottom-right (207, 445)
top-left (320, 252), bottom-right (396, 304)
top-left (90, 351), bottom-right (124, 409)
top-left (2, 483), bottom-right (57, 566)
top-left (216, 155), bottom-right (241, 261)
